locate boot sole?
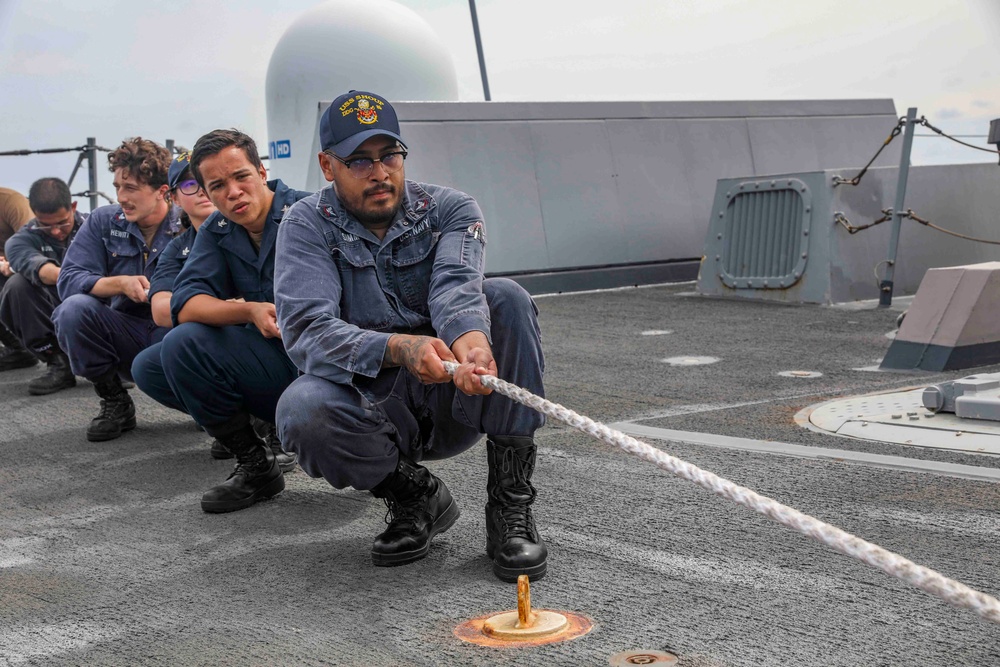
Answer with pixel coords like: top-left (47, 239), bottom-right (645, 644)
top-left (491, 557), bottom-right (548, 583)
top-left (210, 449), bottom-right (235, 460)
top-left (86, 416), bottom-right (137, 442)
top-left (371, 499), bottom-right (461, 567)
top-left (201, 471), bottom-right (285, 514)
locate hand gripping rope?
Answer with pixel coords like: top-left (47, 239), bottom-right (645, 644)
top-left (443, 361), bottom-right (1000, 625)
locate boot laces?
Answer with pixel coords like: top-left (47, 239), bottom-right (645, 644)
top-left (498, 504), bottom-right (536, 540)
top-left (95, 397), bottom-right (126, 420)
top-left (494, 447), bottom-right (537, 540)
top-left (382, 494), bottom-right (424, 528)
top-left (381, 473), bottom-right (431, 527)
top-left (228, 445), bottom-right (269, 479)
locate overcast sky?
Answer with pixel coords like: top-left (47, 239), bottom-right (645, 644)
top-left (1, 0), bottom-right (999, 207)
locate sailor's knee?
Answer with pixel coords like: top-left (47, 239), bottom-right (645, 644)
top-left (130, 344), bottom-right (162, 391)
top-left (159, 322), bottom-right (213, 361)
top-left (1, 272), bottom-right (33, 300)
top-left (483, 277), bottom-right (535, 314)
top-left (53, 294), bottom-right (102, 331)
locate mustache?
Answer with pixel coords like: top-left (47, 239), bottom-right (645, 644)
top-left (364, 184), bottom-right (395, 197)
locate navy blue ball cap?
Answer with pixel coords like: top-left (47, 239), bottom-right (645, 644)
top-left (320, 91), bottom-right (406, 158)
top-left (167, 151), bottom-right (192, 189)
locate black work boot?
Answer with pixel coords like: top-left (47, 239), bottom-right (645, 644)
top-left (210, 439), bottom-right (233, 460)
top-left (370, 456), bottom-right (460, 566)
top-left (0, 326), bottom-right (36, 372)
top-left (201, 422), bottom-right (285, 513)
top-left (485, 436), bottom-right (548, 582)
top-left (87, 373), bottom-right (136, 442)
top-left (251, 417), bottom-right (297, 473)
top-left (28, 349), bottom-right (76, 395)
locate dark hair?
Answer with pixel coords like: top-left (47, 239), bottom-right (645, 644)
top-left (190, 129), bottom-right (264, 189)
top-left (107, 137), bottom-right (171, 188)
top-left (27, 177), bottom-right (72, 214)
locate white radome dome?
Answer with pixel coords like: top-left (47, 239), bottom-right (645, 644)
top-left (265, 0), bottom-right (459, 189)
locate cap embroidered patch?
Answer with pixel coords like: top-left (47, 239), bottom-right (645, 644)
top-left (356, 99), bottom-right (378, 125)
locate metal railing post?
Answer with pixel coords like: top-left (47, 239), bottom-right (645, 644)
top-left (86, 137), bottom-right (99, 212)
top-left (879, 107), bottom-right (917, 307)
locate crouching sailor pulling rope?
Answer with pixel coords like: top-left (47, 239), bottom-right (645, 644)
top-left (274, 90), bottom-right (548, 582)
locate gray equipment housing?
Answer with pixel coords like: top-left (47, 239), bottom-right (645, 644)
top-left (697, 164), bottom-right (1000, 304)
top-left (923, 373), bottom-right (1000, 421)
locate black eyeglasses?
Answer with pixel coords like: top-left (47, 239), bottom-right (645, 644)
top-left (176, 179), bottom-right (202, 196)
top-left (327, 150), bottom-right (407, 179)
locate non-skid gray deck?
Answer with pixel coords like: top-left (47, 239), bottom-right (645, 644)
top-left (2, 283), bottom-right (999, 666)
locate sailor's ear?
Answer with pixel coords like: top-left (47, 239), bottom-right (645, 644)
top-left (318, 152), bottom-right (336, 183)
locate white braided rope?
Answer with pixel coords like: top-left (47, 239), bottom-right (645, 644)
top-left (444, 361), bottom-right (1000, 624)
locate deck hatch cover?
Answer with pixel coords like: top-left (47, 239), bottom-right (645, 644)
top-left (719, 178), bottom-right (812, 289)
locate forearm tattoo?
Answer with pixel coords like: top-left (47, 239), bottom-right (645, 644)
top-left (388, 335), bottom-right (432, 371)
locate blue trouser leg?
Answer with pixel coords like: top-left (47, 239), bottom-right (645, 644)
top-left (160, 323), bottom-right (298, 435)
top-left (0, 273), bottom-right (60, 355)
top-left (277, 277), bottom-right (545, 490)
top-left (131, 342), bottom-right (186, 413)
top-left (52, 294), bottom-right (168, 380)
top-left (461, 277), bottom-right (546, 437)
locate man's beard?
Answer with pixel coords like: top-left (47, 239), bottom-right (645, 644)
top-left (354, 184), bottom-right (398, 228)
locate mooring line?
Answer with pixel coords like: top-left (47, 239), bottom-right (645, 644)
top-left (443, 361), bottom-right (1000, 625)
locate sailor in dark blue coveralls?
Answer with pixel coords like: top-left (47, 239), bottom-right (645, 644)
top-left (52, 138), bottom-right (180, 442)
top-left (274, 91), bottom-right (548, 581)
top-left (0, 177), bottom-right (87, 395)
top-left (132, 148), bottom-right (298, 475)
top-left (131, 129), bottom-right (309, 513)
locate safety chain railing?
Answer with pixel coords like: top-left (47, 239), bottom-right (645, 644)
top-left (835, 209), bottom-right (1000, 246)
top-left (0, 144), bottom-right (112, 157)
top-left (833, 115), bottom-right (999, 189)
top-left (71, 190), bottom-right (116, 205)
top-left (832, 118), bottom-right (906, 186)
top-left (834, 210), bottom-right (892, 234)
top-left (443, 361), bottom-right (1000, 625)
top-left (917, 117), bottom-right (1000, 155)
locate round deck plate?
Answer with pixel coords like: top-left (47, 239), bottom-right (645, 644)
top-left (454, 610), bottom-right (593, 647)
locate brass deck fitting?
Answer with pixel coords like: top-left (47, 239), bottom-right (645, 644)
top-left (454, 575), bottom-right (593, 648)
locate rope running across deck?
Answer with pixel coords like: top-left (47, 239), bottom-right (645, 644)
top-left (442, 361), bottom-right (1000, 625)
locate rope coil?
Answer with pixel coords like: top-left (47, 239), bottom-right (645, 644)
top-left (443, 360), bottom-right (1000, 625)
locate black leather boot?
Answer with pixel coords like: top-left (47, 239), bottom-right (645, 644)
top-left (201, 422), bottom-right (285, 513)
top-left (209, 439), bottom-right (233, 460)
top-left (87, 372), bottom-right (136, 442)
top-left (370, 456), bottom-right (460, 566)
top-left (0, 325), bottom-right (36, 372)
top-left (485, 436), bottom-right (548, 582)
top-left (28, 349), bottom-right (76, 395)
top-left (251, 417), bottom-right (297, 472)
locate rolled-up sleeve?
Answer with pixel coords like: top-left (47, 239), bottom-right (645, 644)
top-left (275, 211), bottom-right (391, 383)
top-left (56, 213), bottom-right (109, 301)
top-left (169, 228), bottom-right (236, 327)
top-left (427, 193), bottom-right (491, 347)
top-left (5, 232), bottom-right (52, 287)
